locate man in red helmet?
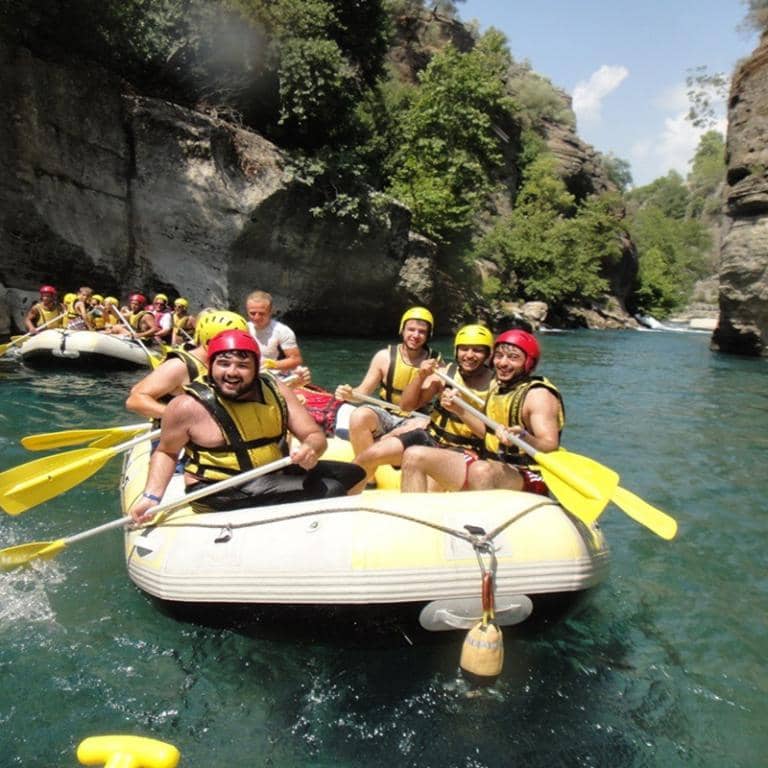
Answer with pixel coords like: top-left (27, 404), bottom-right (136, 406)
top-left (24, 285), bottom-right (65, 333)
top-left (129, 329), bottom-right (364, 523)
top-left (106, 293), bottom-right (158, 341)
top-left (400, 329), bottom-right (564, 496)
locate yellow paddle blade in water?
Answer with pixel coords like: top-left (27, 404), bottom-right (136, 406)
top-left (21, 424), bottom-right (150, 451)
top-left (611, 485), bottom-right (678, 540)
top-left (0, 539), bottom-right (66, 570)
top-left (535, 449), bottom-right (619, 513)
top-left (0, 447), bottom-right (115, 515)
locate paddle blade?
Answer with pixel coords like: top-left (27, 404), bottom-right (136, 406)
top-left (535, 449), bottom-right (618, 502)
top-left (539, 466), bottom-right (612, 524)
top-left (612, 485), bottom-right (678, 540)
top-left (21, 425), bottom-right (149, 451)
top-left (0, 447), bottom-right (114, 515)
top-left (0, 539), bottom-right (66, 570)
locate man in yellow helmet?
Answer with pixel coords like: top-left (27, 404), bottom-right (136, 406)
top-left (171, 297), bottom-right (196, 346)
top-left (125, 309), bottom-right (248, 421)
top-left (350, 324), bottom-right (494, 488)
top-left (334, 306), bottom-right (441, 462)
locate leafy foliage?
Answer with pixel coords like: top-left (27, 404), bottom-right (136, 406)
top-left (686, 131), bottom-right (725, 218)
top-left (473, 156), bottom-right (622, 305)
top-left (385, 34), bottom-right (517, 242)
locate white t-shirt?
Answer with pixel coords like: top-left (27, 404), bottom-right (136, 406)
top-left (247, 318), bottom-right (298, 361)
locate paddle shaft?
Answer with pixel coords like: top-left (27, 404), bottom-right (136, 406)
top-left (434, 368), bottom-right (484, 406)
top-left (0, 310), bottom-right (68, 355)
top-left (113, 306), bottom-right (159, 366)
top-left (348, 391), bottom-right (410, 414)
top-left (66, 455), bottom-right (295, 545)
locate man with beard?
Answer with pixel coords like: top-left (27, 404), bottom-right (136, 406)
top-left (349, 324), bottom-right (494, 490)
top-left (334, 307), bottom-right (441, 460)
top-left (129, 329), bottom-right (364, 524)
top-left (400, 329), bottom-right (564, 496)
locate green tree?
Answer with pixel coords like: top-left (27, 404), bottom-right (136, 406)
top-left (626, 170), bottom-right (690, 219)
top-left (687, 130), bottom-right (725, 218)
top-left (386, 34), bottom-right (516, 242)
top-left (473, 156), bottom-right (619, 305)
top-left (600, 153), bottom-right (633, 192)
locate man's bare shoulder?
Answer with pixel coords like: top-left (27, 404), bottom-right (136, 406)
top-left (164, 391), bottom-right (208, 422)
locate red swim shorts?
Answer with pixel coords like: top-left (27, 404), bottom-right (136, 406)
top-left (519, 468), bottom-right (549, 496)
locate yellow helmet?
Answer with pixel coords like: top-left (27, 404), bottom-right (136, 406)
top-left (399, 306), bottom-right (434, 336)
top-left (104, 296), bottom-right (119, 306)
top-left (63, 292), bottom-right (76, 306)
top-left (91, 294), bottom-right (104, 304)
top-left (454, 324), bottom-right (494, 357)
top-left (174, 297), bottom-right (189, 308)
top-left (153, 293), bottom-right (168, 303)
top-left (193, 309), bottom-right (248, 347)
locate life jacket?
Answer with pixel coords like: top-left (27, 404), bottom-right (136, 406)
top-left (34, 302), bottom-right (64, 328)
top-left (427, 362), bottom-right (491, 451)
top-left (183, 376), bottom-right (288, 481)
top-left (379, 343), bottom-right (441, 415)
top-left (483, 376), bottom-right (565, 464)
top-left (165, 348), bottom-right (207, 383)
top-left (91, 308), bottom-right (105, 330)
top-left (128, 309), bottom-right (150, 331)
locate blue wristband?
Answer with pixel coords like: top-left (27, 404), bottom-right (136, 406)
top-left (142, 492), bottom-right (161, 503)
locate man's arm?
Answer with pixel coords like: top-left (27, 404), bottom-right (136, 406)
top-left (264, 324), bottom-right (302, 372)
top-left (334, 348), bottom-right (389, 403)
top-left (400, 358), bottom-right (442, 411)
top-left (136, 313), bottom-right (159, 340)
top-left (24, 305), bottom-right (40, 333)
top-left (516, 388), bottom-right (561, 453)
top-left (280, 383), bottom-right (327, 469)
top-left (128, 395), bottom-right (197, 523)
top-left (125, 358), bottom-right (189, 419)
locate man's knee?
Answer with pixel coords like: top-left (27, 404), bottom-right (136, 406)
top-left (466, 460), bottom-right (495, 489)
top-left (401, 446), bottom-right (430, 473)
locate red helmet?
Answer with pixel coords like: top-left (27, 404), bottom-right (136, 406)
top-left (39, 285), bottom-right (57, 296)
top-left (495, 329), bottom-right (540, 373)
top-left (207, 330), bottom-right (261, 372)
top-left (129, 293), bottom-right (147, 306)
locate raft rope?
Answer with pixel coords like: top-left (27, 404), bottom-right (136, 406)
top-left (139, 499), bottom-right (553, 551)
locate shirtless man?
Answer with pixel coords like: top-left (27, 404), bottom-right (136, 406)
top-left (128, 329), bottom-right (364, 524)
top-left (24, 285), bottom-right (65, 333)
top-left (334, 307), bottom-right (440, 459)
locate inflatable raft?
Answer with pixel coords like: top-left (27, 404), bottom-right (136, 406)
top-left (120, 439), bottom-right (609, 631)
top-left (20, 329), bottom-right (155, 370)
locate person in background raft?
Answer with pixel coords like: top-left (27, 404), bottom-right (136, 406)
top-left (106, 293), bottom-right (158, 341)
top-left (334, 306), bottom-right (441, 460)
top-left (24, 285), bottom-right (65, 333)
top-left (66, 286), bottom-right (94, 330)
top-left (101, 296), bottom-right (121, 330)
top-left (171, 297), bottom-right (196, 346)
top-left (128, 329), bottom-right (364, 524)
top-left (150, 293), bottom-right (173, 343)
top-left (89, 294), bottom-right (106, 330)
top-left (245, 290), bottom-right (305, 375)
top-left (350, 324), bottom-right (494, 489)
top-left (126, 310), bottom-right (247, 421)
top-left (400, 330), bottom-right (564, 495)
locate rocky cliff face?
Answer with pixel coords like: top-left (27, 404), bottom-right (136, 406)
top-left (712, 31), bottom-right (768, 356)
top-left (0, 44), bottom-right (434, 336)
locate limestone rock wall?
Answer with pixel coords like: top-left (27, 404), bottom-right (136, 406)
top-left (0, 44), bottom-right (432, 337)
top-left (712, 31), bottom-right (768, 356)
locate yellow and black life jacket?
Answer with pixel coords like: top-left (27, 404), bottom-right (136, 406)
top-left (165, 348), bottom-right (207, 383)
top-left (427, 362), bottom-right (491, 451)
top-left (34, 302), bottom-right (64, 328)
top-left (128, 309), bottom-right (150, 331)
top-left (483, 376), bottom-right (565, 464)
top-left (379, 343), bottom-right (441, 415)
top-left (183, 376), bottom-right (288, 481)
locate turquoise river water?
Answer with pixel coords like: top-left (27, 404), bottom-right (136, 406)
top-left (0, 330), bottom-right (766, 767)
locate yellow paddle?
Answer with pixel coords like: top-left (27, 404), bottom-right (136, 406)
top-left (0, 455), bottom-right (294, 570)
top-left (343, 390), bottom-right (412, 414)
top-left (0, 311), bottom-right (67, 357)
top-left (0, 429), bottom-right (161, 515)
top-left (112, 306), bottom-right (163, 369)
top-left (434, 369), bottom-right (677, 539)
top-left (21, 423), bottom-right (152, 451)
